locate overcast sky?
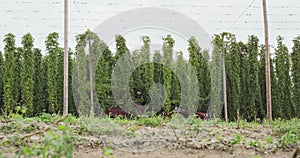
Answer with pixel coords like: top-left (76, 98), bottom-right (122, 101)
top-left (0, 0), bottom-right (299, 55)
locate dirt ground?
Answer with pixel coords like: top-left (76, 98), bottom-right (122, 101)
top-left (1, 117), bottom-right (299, 158)
top-left (74, 147), bottom-right (294, 158)
top-left (72, 121), bottom-right (297, 158)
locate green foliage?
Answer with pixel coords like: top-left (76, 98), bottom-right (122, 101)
top-left (3, 33), bottom-right (16, 113)
top-left (103, 146), bottom-right (113, 157)
top-left (74, 30), bottom-right (112, 116)
top-left (230, 133), bottom-right (245, 145)
top-left (272, 118), bottom-right (300, 138)
top-left (152, 50), bottom-right (164, 84)
top-left (249, 140), bottom-right (265, 153)
top-left (39, 113), bottom-right (61, 123)
top-left (45, 32), bottom-right (60, 113)
top-left (291, 36), bottom-right (300, 118)
top-left (207, 34), bottom-right (222, 119)
top-left (40, 56), bottom-right (49, 113)
top-left (270, 58), bottom-right (278, 118)
top-left (73, 32), bottom-right (89, 116)
top-left (68, 49), bottom-right (77, 115)
top-left (82, 117), bottom-right (126, 136)
top-left (129, 36), bottom-right (154, 107)
top-left (279, 131), bottom-right (299, 148)
top-left (258, 45), bottom-right (267, 119)
top-left (33, 48), bottom-right (43, 115)
top-left (172, 51), bottom-right (184, 107)
top-left (21, 33), bottom-right (34, 116)
top-left (238, 41), bottom-right (250, 119)
top-left (17, 126), bottom-right (74, 158)
top-left (188, 37), bottom-right (211, 112)
top-left (13, 47), bottom-right (23, 109)
top-left (249, 140), bottom-right (264, 149)
top-left (0, 51), bottom-right (4, 109)
top-left (223, 34), bottom-right (241, 120)
top-left (265, 135), bottom-right (273, 144)
top-left (275, 36), bottom-right (293, 119)
top-left (112, 35), bottom-right (131, 110)
top-left (1, 30), bottom-right (300, 120)
top-left (162, 35), bottom-right (174, 113)
top-left (134, 116), bottom-right (167, 127)
top-left (246, 35), bottom-right (263, 121)
top-left (56, 46), bottom-right (64, 113)
top-left (96, 46), bottom-right (115, 109)
top-left (140, 36), bottom-right (154, 91)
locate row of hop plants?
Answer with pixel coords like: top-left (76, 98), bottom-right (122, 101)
top-left (0, 30), bottom-right (300, 121)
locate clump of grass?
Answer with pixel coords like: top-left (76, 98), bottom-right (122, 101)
top-left (134, 116), bottom-right (167, 127)
top-left (102, 146), bottom-right (114, 157)
top-left (82, 117), bottom-right (126, 136)
top-left (230, 133), bottom-right (245, 145)
top-left (279, 131), bottom-right (299, 149)
top-left (249, 140), bottom-right (265, 150)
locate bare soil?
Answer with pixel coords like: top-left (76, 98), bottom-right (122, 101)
top-left (74, 146), bottom-right (293, 158)
top-left (0, 118), bottom-right (299, 158)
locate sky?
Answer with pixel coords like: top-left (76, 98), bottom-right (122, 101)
top-left (0, 0), bottom-right (299, 56)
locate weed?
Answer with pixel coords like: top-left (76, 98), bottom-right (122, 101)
top-left (230, 133), bottom-right (245, 145)
top-left (279, 131), bottom-right (299, 148)
top-left (17, 125), bottom-right (74, 158)
top-left (249, 140), bottom-right (264, 148)
top-left (216, 134), bottom-right (223, 142)
top-left (126, 125), bottom-right (138, 133)
top-left (103, 146), bottom-right (113, 156)
top-left (265, 135), bottom-right (273, 144)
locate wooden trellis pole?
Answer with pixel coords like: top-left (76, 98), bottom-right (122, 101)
top-left (63, 0), bottom-right (69, 115)
top-left (262, 0), bottom-right (272, 121)
top-left (221, 33), bottom-right (228, 123)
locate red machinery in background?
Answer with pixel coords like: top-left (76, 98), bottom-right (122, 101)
top-left (104, 106), bottom-right (206, 120)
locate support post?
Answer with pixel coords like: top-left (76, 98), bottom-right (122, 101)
top-left (222, 34), bottom-right (228, 123)
top-left (262, 0), bottom-right (272, 121)
top-left (88, 38), bottom-right (94, 117)
top-left (63, 0), bottom-right (68, 115)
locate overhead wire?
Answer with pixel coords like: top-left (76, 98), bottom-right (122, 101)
top-left (227, 0), bottom-right (257, 30)
top-left (73, 0), bottom-right (88, 29)
top-left (0, 1), bottom-right (299, 37)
